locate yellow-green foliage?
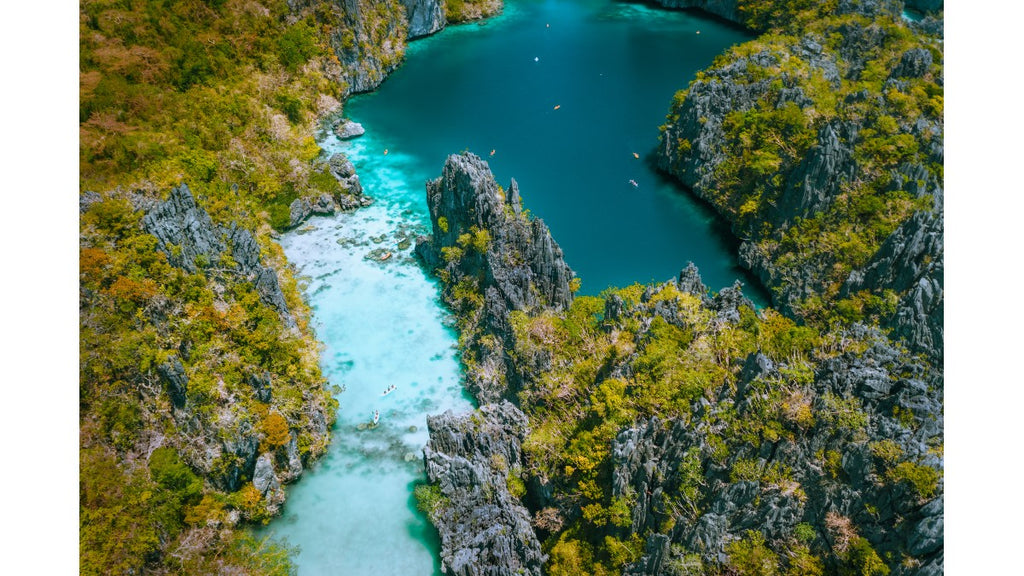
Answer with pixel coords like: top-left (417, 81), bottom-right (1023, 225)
top-left (665, 13), bottom-right (942, 325)
top-left (445, 0), bottom-right (503, 24)
top-left (840, 537), bottom-right (891, 576)
top-left (726, 531), bottom-right (780, 576)
top-left (80, 0), bottom-right (348, 229)
top-left (885, 461), bottom-right (940, 501)
top-left (414, 483), bottom-right (449, 522)
top-left (79, 0), bottom-right (347, 565)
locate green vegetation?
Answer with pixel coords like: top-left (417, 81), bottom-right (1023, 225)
top-left (445, 0), bottom-right (503, 24)
top-left (79, 0), bottom-right (360, 230)
top-left (414, 483), bottom-right (449, 521)
top-left (432, 234), bottom-right (939, 575)
top-left (79, 1), bottom-right (355, 573)
top-left (662, 8), bottom-right (943, 326)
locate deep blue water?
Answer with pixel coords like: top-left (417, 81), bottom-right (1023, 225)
top-left (346, 0), bottom-right (760, 297)
top-left (264, 2), bottom-right (759, 575)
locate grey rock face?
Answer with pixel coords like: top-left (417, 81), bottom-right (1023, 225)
top-left (289, 198), bottom-right (312, 229)
top-left (892, 48), bottom-right (934, 79)
top-left (143, 184), bottom-right (225, 274)
top-left (843, 208), bottom-right (943, 359)
top-left (401, 0), bottom-right (445, 38)
top-left (331, 0), bottom-right (409, 94)
top-left (143, 185), bottom-right (293, 325)
top-left (253, 453), bottom-right (282, 499)
top-left (416, 153), bottom-right (575, 402)
top-left (423, 402), bottom-right (545, 576)
top-left (328, 153), bottom-right (367, 205)
top-left (156, 356), bottom-right (188, 408)
top-left (609, 325), bottom-right (943, 574)
top-left (248, 371), bottom-right (273, 403)
top-left (333, 119), bottom-right (366, 140)
top-left (216, 418), bottom-right (260, 492)
top-left (419, 152), bottom-right (574, 313)
top-left (657, 21), bottom-right (943, 362)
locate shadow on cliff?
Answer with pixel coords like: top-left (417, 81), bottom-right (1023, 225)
top-left (645, 152), bottom-right (773, 307)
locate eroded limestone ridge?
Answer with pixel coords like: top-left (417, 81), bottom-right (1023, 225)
top-left (143, 184), bottom-right (294, 326)
top-left (416, 152), bottom-right (576, 402)
top-left (423, 402), bottom-right (545, 576)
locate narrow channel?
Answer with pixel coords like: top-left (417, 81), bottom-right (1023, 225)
top-left (264, 2), bottom-right (758, 573)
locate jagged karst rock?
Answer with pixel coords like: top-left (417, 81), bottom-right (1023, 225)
top-left (252, 453), bottom-right (285, 512)
top-left (843, 207), bottom-right (944, 358)
top-left (143, 184), bottom-right (225, 274)
top-left (288, 198), bottom-right (312, 229)
top-left (143, 185), bottom-right (294, 325)
top-left (248, 371), bottom-right (273, 403)
top-left (423, 402), bottom-right (545, 576)
top-left (330, 0), bottom-right (409, 94)
top-left (657, 16), bottom-right (944, 363)
top-left (328, 152), bottom-right (357, 179)
top-left (416, 152), bottom-right (575, 402)
top-left (418, 153), bottom-right (574, 312)
top-left (401, 0), bottom-right (445, 38)
top-left (215, 418), bottom-right (260, 492)
top-left (156, 356), bottom-right (188, 408)
top-left (892, 47), bottom-right (933, 79)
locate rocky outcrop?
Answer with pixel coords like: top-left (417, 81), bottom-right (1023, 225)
top-left (143, 184), bottom-right (293, 325)
top-left (327, 152), bottom-right (368, 204)
top-left (333, 119), bottom-right (365, 140)
top-left (330, 0), bottom-right (409, 94)
top-left (423, 402), bottom-right (545, 576)
top-left (657, 16), bottom-right (944, 363)
top-left (418, 152), bottom-right (574, 312)
top-left (287, 194), bottom-right (338, 228)
top-left (142, 184), bottom-right (225, 274)
top-left (609, 274), bottom-right (943, 573)
top-left (401, 0), bottom-right (445, 38)
top-left (156, 356), bottom-right (188, 409)
top-left (416, 152), bottom-right (575, 402)
top-left (844, 205), bottom-right (943, 358)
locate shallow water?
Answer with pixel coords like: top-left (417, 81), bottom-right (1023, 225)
top-left (264, 2), bottom-right (759, 574)
top-left (260, 131), bottom-right (473, 574)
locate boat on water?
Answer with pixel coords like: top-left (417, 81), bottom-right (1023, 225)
top-left (382, 385), bottom-right (397, 396)
top-left (372, 410), bottom-right (380, 426)
top-left (629, 179), bottom-right (639, 187)
top-left (380, 251), bottom-right (392, 261)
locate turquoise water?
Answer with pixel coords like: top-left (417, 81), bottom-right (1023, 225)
top-left (346, 0), bottom-right (760, 297)
top-left (262, 128), bottom-right (472, 575)
top-left (265, 2), bottom-right (759, 575)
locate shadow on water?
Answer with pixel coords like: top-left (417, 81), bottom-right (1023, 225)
top-left (407, 478), bottom-right (445, 576)
top-left (645, 154), bottom-right (773, 308)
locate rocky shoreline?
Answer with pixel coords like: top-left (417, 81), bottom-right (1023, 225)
top-left (416, 146), bottom-right (942, 574)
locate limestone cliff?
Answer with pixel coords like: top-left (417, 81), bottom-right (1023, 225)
top-left (423, 402), bottom-right (546, 576)
top-left (657, 10), bottom-right (944, 361)
top-left (416, 152), bottom-right (575, 402)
